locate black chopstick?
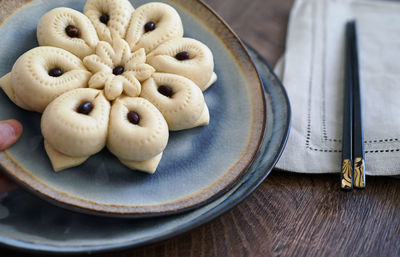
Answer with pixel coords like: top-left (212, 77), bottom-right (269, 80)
top-left (340, 21), bottom-right (355, 191)
top-left (349, 21), bottom-right (366, 189)
top-left (340, 20), bottom-right (366, 191)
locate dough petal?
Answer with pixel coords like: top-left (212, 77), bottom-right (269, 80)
top-left (121, 73), bottom-right (141, 97)
top-left (37, 7), bottom-right (99, 59)
top-left (147, 37), bottom-right (215, 90)
top-left (203, 72), bottom-right (218, 92)
top-left (140, 73), bottom-right (208, 130)
top-left (84, 0), bottom-right (134, 43)
top-left (44, 140), bottom-right (89, 172)
top-left (0, 73), bottom-right (32, 110)
top-left (11, 46), bottom-right (92, 113)
top-left (88, 70), bottom-right (111, 89)
top-left (41, 88), bottom-right (110, 157)
top-left (125, 2), bottom-right (183, 53)
top-left (192, 103), bottom-right (210, 127)
top-left (104, 75), bottom-right (123, 100)
top-left (120, 152), bottom-right (163, 174)
top-left (107, 96), bottom-right (169, 162)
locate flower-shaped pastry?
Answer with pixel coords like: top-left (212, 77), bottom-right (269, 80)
top-left (84, 38), bottom-right (155, 100)
top-left (0, 0), bottom-right (217, 174)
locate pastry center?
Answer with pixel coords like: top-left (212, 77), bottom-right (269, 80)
top-left (112, 65), bottom-right (124, 75)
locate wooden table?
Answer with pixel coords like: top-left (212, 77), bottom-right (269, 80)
top-left (1, 0), bottom-right (400, 256)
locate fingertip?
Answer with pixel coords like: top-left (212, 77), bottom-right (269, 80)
top-left (0, 119), bottom-right (23, 150)
top-left (6, 119), bottom-right (23, 138)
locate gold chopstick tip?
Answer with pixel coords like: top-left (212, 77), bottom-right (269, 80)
top-left (341, 159), bottom-right (353, 190)
top-left (353, 157), bottom-right (365, 188)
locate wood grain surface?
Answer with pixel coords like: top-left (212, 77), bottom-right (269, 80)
top-left (0, 0), bottom-right (399, 256)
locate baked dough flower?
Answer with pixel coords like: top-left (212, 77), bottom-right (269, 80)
top-left (0, 0), bottom-right (217, 174)
top-left (84, 38), bottom-right (155, 100)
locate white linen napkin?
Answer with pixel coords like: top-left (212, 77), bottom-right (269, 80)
top-left (275, 0), bottom-right (400, 175)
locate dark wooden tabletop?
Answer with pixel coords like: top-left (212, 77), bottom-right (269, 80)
top-left (1, 0), bottom-right (400, 256)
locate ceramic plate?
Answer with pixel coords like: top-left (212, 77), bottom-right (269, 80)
top-left (0, 45), bottom-right (291, 254)
top-left (0, 0), bottom-right (266, 217)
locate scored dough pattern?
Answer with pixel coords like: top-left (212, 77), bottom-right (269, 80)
top-left (0, 0), bottom-right (217, 174)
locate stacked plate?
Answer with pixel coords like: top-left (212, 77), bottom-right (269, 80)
top-left (0, 0), bottom-right (290, 254)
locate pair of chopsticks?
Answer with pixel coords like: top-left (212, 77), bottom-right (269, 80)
top-left (340, 20), bottom-right (366, 191)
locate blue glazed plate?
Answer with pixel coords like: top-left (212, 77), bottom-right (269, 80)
top-left (0, 45), bottom-right (291, 254)
top-left (0, 0), bottom-right (266, 217)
